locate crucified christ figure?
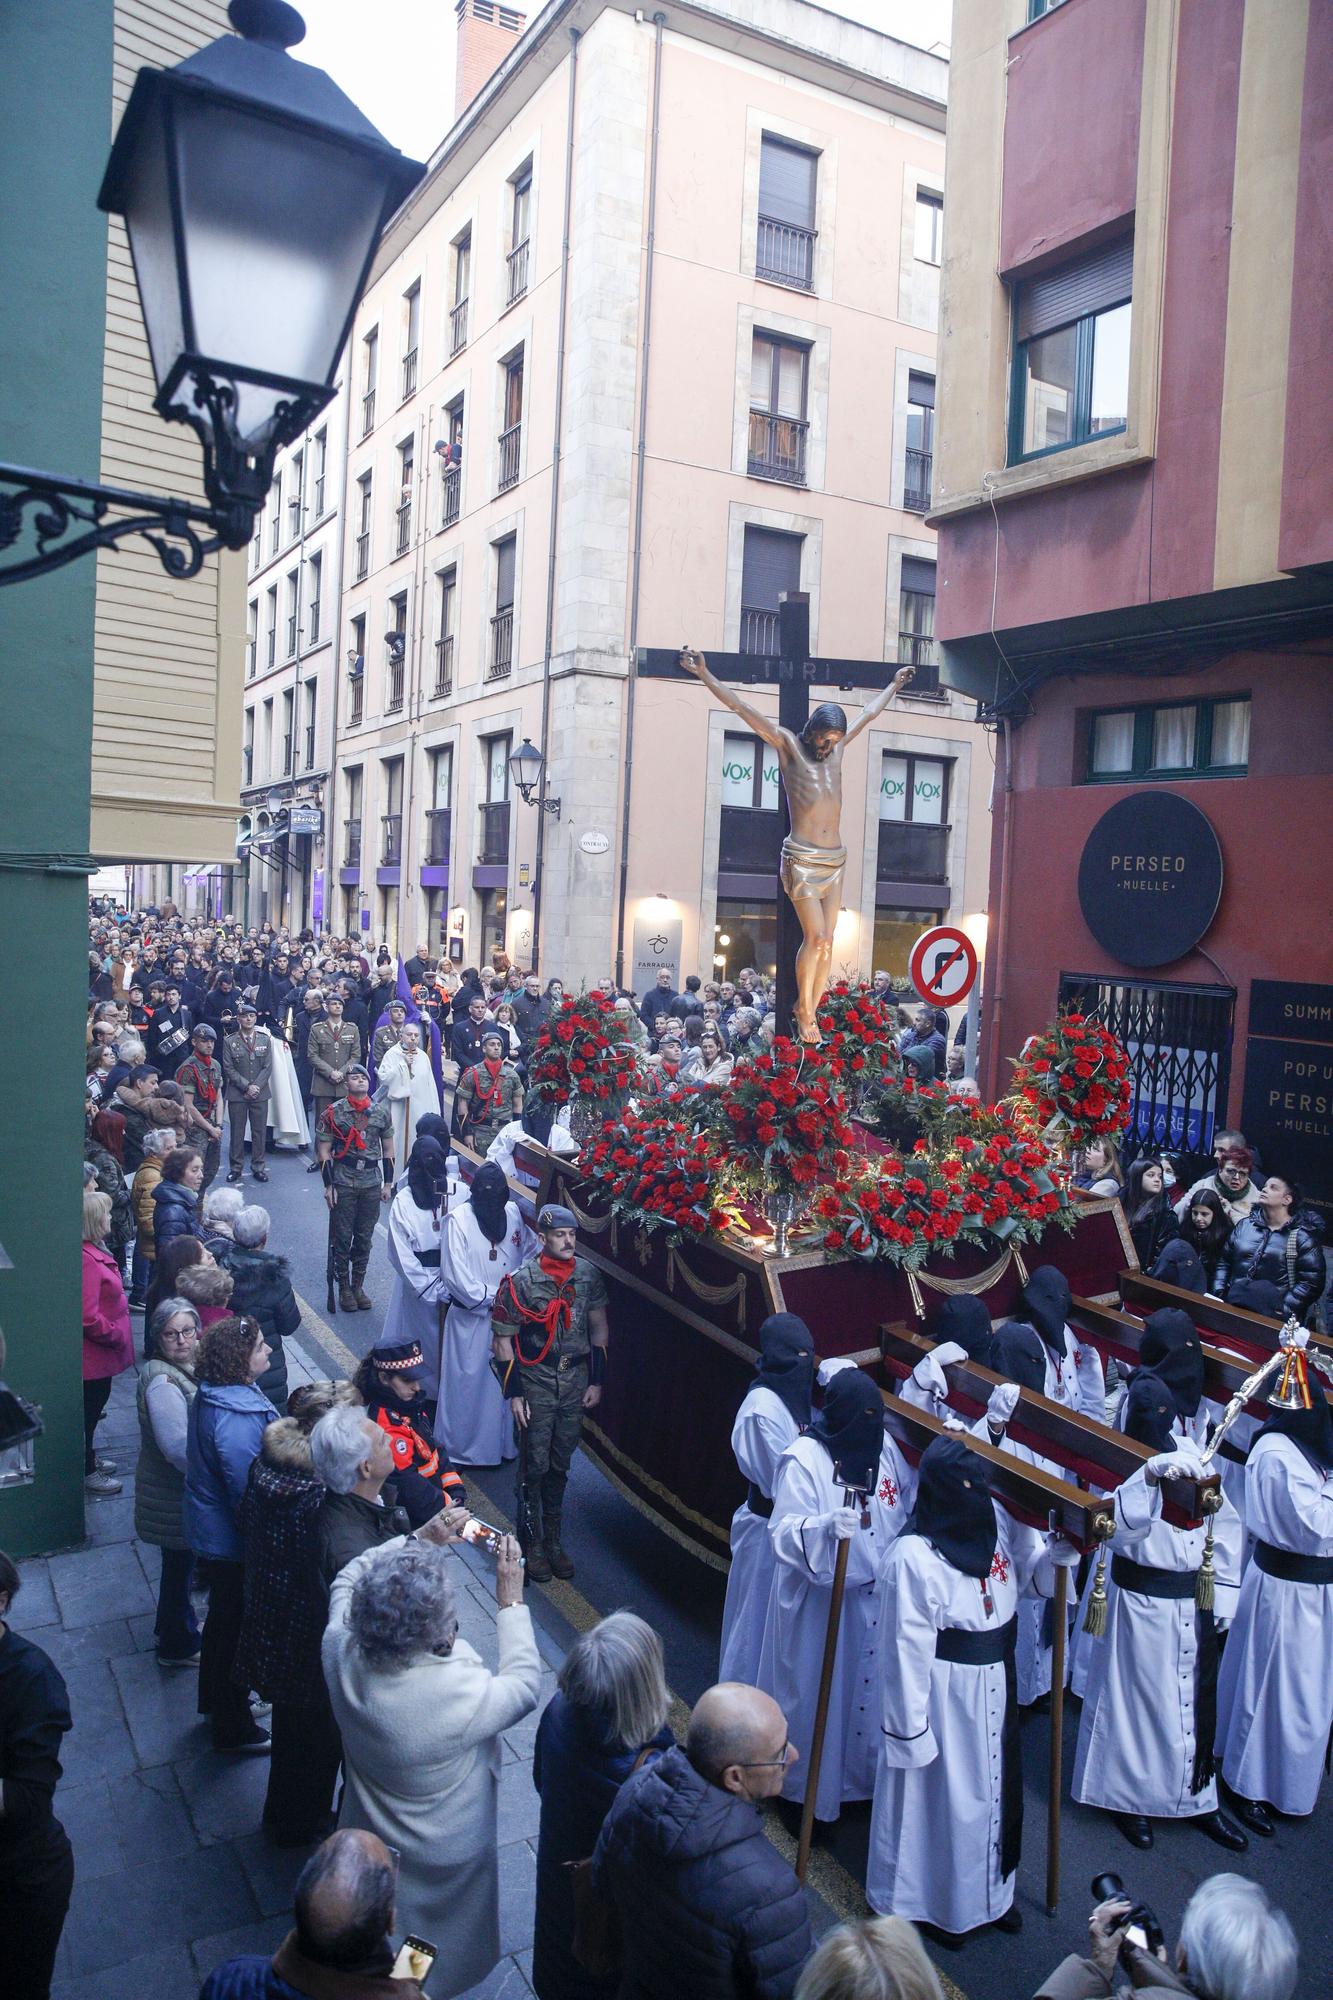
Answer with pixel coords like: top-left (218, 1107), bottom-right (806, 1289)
top-left (679, 647), bottom-right (915, 1043)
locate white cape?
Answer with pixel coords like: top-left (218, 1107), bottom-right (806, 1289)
top-left (379, 1183), bottom-right (455, 1399)
top-left (267, 1039), bottom-right (309, 1148)
top-left (433, 1200), bottom-right (538, 1467)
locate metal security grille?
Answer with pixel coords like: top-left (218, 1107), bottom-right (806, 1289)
top-left (1057, 974), bottom-right (1235, 1164)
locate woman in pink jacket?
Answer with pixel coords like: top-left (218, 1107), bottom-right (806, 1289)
top-left (83, 1186), bottom-right (136, 1497)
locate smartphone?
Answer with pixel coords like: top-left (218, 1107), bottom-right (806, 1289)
top-left (459, 1517), bottom-right (508, 1558)
top-left (1124, 1920), bottom-right (1150, 1953)
top-left (392, 1934), bottom-right (438, 1980)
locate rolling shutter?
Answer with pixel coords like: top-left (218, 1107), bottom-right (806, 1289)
top-left (758, 136), bottom-right (817, 228)
top-left (741, 527), bottom-right (803, 611)
top-left (1016, 235), bottom-right (1134, 343)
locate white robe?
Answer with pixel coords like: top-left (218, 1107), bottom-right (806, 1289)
top-left (966, 1416), bottom-right (1070, 1706)
top-left (267, 1037), bottom-right (309, 1148)
top-left (379, 1185), bottom-right (455, 1400)
top-left (867, 1505), bottom-right (1053, 1933)
top-left (1073, 1463), bottom-right (1242, 1818)
top-left (1215, 1433), bottom-right (1333, 1815)
top-left (758, 1431), bottom-right (917, 1822)
top-left (718, 1386), bottom-right (801, 1687)
top-left (1042, 1323), bottom-right (1106, 1420)
top-left (433, 1200), bottom-right (538, 1467)
top-left (378, 1044), bottom-right (442, 1162)
top-left (484, 1114), bottom-right (578, 1189)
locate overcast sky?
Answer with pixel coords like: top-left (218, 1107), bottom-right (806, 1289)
top-left (297, 0), bottom-right (953, 164)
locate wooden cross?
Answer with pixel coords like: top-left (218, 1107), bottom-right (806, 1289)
top-left (635, 591), bottom-right (904, 1032)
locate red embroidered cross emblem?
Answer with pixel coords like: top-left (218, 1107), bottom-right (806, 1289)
top-left (989, 1552), bottom-right (1010, 1583)
top-left (878, 1476), bottom-right (898, 1506)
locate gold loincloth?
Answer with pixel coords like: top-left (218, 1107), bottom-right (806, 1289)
top-left (780, 836), bottom-right (847, 901)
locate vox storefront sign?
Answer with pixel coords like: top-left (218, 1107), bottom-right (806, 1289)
top-left (1077, 792), bottom-right (1222, 969)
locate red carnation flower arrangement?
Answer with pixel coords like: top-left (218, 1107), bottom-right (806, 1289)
top-left (528, 991), bottom-right (640, 1138)
top-left (698, 1037), bottom-right (856, 1205)
top-left (581, 1102), bottom-right (726, 1239)
top-left (1008, 1013), bottom-right (1131, 1147)
top-left (813, 983), bottom-right (902, 1095)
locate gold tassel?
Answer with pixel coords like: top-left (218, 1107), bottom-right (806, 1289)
top-left (906, 1267), bottom-right (925, 1320)
top-left (1083, 1544), bottom-right (1109, 1637)
top-left (1196, 1500), bottom-right (1217, 1612)
top-left (1013, 1245), bottom-right (1031, 1286)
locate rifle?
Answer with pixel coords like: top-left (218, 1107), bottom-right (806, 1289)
top-left (490, 1341), bottom-right (536, 1554)
top-left (326, 1189), bottom-right (337, 1314)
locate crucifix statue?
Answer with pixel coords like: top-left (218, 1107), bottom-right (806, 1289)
top-left (636, 592), bottom-right (913, 1043)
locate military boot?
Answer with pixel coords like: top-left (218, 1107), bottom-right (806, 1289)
top-left (351, 1266), bottom-right (373, 1310)
top-left (339, 1283), bottom-right (359, 1313)
top-left (544, 1506), bottom-right (575, 1581)
top-left (521, 1499), bottom-right (552, 1584)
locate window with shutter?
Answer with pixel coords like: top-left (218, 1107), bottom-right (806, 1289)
top-left (898, 559), bottom-right (938, 692)
top-left (1011, 236), bottom-right (1133, 461)
top-left (757, 137), bottom-right (818, 290)
top-left (495, 535), bottom-right (516, 613)
top-left (740, 526), bottom-right (802, 655)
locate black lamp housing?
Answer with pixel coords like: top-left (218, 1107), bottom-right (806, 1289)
top-left (509, 737), bottom-right (560, 817)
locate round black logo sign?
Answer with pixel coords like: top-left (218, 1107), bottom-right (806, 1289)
top-left (1077, 791), bottom-right (1223, 969)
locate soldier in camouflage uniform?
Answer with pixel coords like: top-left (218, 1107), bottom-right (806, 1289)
top-left (176, 1022), bottom-right (225, 1192)
top-left (315, 1063), bottom-right (395, 1311)
top-left (455, 1026), bottom-right (524, 1154)
top-left (491, 1202), bottom-right (608, 1582)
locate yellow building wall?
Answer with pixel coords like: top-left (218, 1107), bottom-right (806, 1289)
top-left (90, 0), bottom-right (244, 865)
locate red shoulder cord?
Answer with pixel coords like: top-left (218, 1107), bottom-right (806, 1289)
top-left (494, 1269), bottom-right (574, 1367)
top-left (321, 1104), bottom-right (366, 1158)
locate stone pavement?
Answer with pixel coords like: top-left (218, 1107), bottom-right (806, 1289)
top-left (9, 1366), bottom-right (557, 2000)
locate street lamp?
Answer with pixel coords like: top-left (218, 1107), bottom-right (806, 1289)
top-left (0, 0), bottom-right (423, 586)
top-left (508, 737), bottom-right (560, 818)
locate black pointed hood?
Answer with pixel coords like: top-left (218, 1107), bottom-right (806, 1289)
top-left (988, 1320), bottom-right (1047, 1396)
top-left (1018, 1267), bottom-right (1072, 1357)
top-left (1123, 1368), bottom-right (1177, 1453)
top-left (927, 1294), bottom-right (995, 1364)
top-left (752, 1314), bottom-right (814, 1428)
top-left (1139, 1308), bottom-right (1205, 1421)
top-left (808, 1367), bottom-right (883, 1492)
top-left (907, 1436), bottom-right (997, 1579)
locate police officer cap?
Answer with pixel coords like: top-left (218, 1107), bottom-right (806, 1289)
top-left (538, 1203), bottom-right (577, 1232)
top-left (192, 1023), bottom-right (217, 1042)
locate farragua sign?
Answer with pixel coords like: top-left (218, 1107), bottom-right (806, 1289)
top-left (1077, 791), bottom-right (1223, 969)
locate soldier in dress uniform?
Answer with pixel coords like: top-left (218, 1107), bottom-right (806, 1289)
top-left (455, 1026), bottom-right (524, 1154)
top-left (316, 1063), bottom-right (395, 1312)
top-left (307, 990), bottom-right (362, 1148)
top-left (491, 1202), bottom-right (608, 1583)
top-left (223, 998), bottom-right (273, 1185)
top-left (176, 1022), bottom-right (224, 1192)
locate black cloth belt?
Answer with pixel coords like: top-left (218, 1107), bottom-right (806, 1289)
top-left (1111, 1556), bottom-right (1199, 1599)
top-left (1254, 1541), bottom-right (1333, 1584)
top-left (416, 1248), bottom-right (441, 1269)
top-left (746, 1484), bottom-right (774, 1520)
top-left (934, 1617), bottom-right (1021, 1878)
top-left (1108, 1559), bottom-right (1218, 1793)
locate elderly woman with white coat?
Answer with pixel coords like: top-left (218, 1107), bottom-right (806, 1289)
top-left (322, 1520), bottom-right (541, 1997)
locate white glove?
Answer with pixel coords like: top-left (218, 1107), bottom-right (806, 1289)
top-left (817, 1356), bottom-right (861, 1387)
top-left (941, 1414), bottom-right (968, 1433)
top-left (824, 1508), bottom-right (859, 1541)
top-left (986, 1382), bottom-right (1021, 1429)
top-left (1281, 1320), bottom-right (1310, 1351)
top-left (1045, 1535), bottom-right (1080, 1568)
top-left (909, 1353), bottom-right (948, 1399)
top-left (931, 1341), bottom-right (970, 1371)
top-left (1146, 1445), bottom-right (1205, 1480)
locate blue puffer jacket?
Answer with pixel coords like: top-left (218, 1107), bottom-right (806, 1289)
top-left (185, 1380), bottom-right (274, 1562)
top-left (591, 1744), bottom-right (812, 2000)
top-left (152, 1178), bottom-right (199, 1256)
top-left (532, 1693), bottom-right (674, 2000)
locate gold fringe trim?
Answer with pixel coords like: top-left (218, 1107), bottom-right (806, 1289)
top-left (667, 1247), bottom-right (748, 1328)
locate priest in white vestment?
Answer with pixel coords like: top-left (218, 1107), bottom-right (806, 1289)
top-left (377, 1023), bottom-right (441, 1163)
top-left (719, 1315), bottom-right (814, 1687)
top-left (434, 1161), bottom-right (538, 1467)
top-left (757, 1367), bottom-right (917, 1824)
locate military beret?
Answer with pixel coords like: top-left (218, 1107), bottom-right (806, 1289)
top-left (537, 1203), bottom-right (577, 1232)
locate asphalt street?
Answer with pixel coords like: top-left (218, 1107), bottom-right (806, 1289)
top-left (247, 1140), bottom-right (1330, 1999)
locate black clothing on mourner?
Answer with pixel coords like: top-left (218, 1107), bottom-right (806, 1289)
top-left (220, 1242), bottom-right (301, 1413)
top-left (752, 1313), bottom-right (814, 1427)
top-left (0, 1623), bottom-right (75, 2000)
top-left (807, 1366), bottom-right (883, 1492)
top-left (314, 1488), bottom-right (407, 1598)
top-left (1216, 1210), bottom-right (1324, 1323)
top-left (150, 1003), bottom-right (194, 1069)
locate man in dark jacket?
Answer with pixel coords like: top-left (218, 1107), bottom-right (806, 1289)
top-left (309, 1405), bottom-right (407, 1598)
top-left (899, 1002), bottom-right (947, 1081)
top-left (510, 973), bottom-right (550, 1048)
top-left (221, 1206), bottom-right (302, 1411)
top-left (449, 993), bottom-right (492, 1073)
top-left (0, 1552), bottom-right (75, 2000)
top-left (639, 967), bottom-right (678, 1031)
top-left (593, 1681), bottom-right (813, 1999)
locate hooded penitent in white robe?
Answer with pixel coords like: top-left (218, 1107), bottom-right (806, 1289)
top-left (867, 1505), bottom-right (1057, 1935)
top-left (718, 1386), bottom-right (801, 1688)
top-left (379, 1180), bottom-right (457, 1399)
top-left (267, 1037), bottom-right (309, 1148)
top-left (484, 1114), bottom-right (578, 1189)
top-left (378, 1042), bottom-right (442, 1162)
top-left (433, 1199), bottom-right (538, 1467)
top-left (757, 1431), bottom-right (917, 1823)
top-left (1072, 1462), bottom-right (1242, 1820)
top-left (1215, 1432), bottom-right (1333, 1816)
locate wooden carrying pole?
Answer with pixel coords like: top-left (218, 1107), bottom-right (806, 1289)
top-left (1045, 1561), bottom-right (1069, 1915)
top-left (796, 1523), bottom-right (853, 1883)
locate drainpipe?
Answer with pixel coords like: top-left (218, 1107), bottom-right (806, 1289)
top-left (614, 11), bottom-right (666, 989)
top-left (328, 362), bottom-right (357, 936)
top-left (397, 400), bottom-right (433, 957)
top-left (983, 715), bottom-right (1014, 1102)
top-left (530, 26), bottom-right (580, 974)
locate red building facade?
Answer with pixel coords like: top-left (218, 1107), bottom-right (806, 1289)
top-left (933, 0), bottom-right (1333, 1205)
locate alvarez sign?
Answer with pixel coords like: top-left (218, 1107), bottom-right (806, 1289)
top-left (1077, 791), bottom-right (1222, 969)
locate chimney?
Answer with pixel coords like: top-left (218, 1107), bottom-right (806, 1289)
top-left (455, 0), bottom-right (526, 119)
